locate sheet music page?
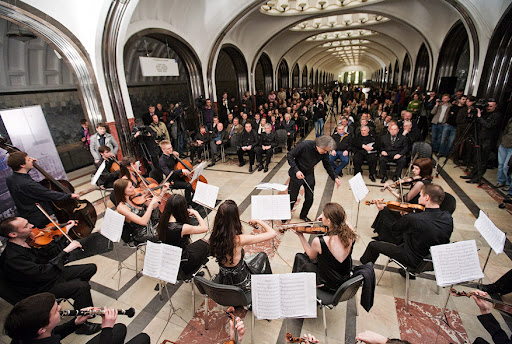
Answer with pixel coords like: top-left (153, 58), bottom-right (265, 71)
top-left (158, 244), bottom-right (182, 284)
top-left (191, 161), bottom-right (207, 183)
top-left (99, 208), bottom-right (125, 243)
top-left (91, 161), bottom-right (106, 185)
top-left (255, 183), bottom-right (288, 191)
top-left (474, 210), bottom-right (506, 254)
top-left (431, 240), bottom-right (484, 286)
top-left (348, 172), bottom-right (369, 203)
top-left (142, 241), bottom-right (162, 279)
top-left (251, 194), bottom-right (291, 220)
top-left (280, 273), bottom-right (317, 318)
top-left (192, 181), bottom-right (219, 209)
top-left (251, 274), bottom-right (282, 319)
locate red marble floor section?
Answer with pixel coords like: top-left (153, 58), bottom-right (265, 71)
top-left (395, 298), bottom-right (469, 344)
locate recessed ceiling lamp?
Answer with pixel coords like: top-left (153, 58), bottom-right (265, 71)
top-left (260, 0), bottom-right (379, 15)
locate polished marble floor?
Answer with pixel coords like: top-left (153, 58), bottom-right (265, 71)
top-left (1, 119), bottom-right (511, 344)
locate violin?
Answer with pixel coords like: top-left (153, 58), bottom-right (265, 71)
top-left (27, 221), bottom-right (71, 248)
top-left (280, 221), bottom-right (328, 234)
top-left (380, 175), bottom-right (422, 192)
top-left (286, 333), bottom-right (307, 343)
top-left (365, 200), bottom-right (425, 213)
top-left (174, 155), bottom-right (207, 191)
top-left (223, 306), bottom-right (239, 344)
top-left (450, 288), bottom-right (512, 315)
top-left (0, 139), bottom-right (97, 239)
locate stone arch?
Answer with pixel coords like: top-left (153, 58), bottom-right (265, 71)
top-left (401, 53), bottom-right (411, 86)
top-left (277, 58), bottom-right (289, 90)
top-left (292, 63), bottom-right (299, 88)
top-left (255, 52), bottom-right (273, 96)
top-left (215, 44), bottom-right (248, 104)
top-left (393, 59), bottom-right (400, 87)
top-left (302, 65), bottom-right (308, 87)
top-left (413, 43), bottom-right (430, 91)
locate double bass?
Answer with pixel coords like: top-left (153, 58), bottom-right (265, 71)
top-left (0, 139), bottom-right (97, 239)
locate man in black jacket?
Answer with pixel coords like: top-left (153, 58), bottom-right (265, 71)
top-left (351, 126), bottom-right (377, 182)
top-left (0, 217), bottom-right (100, 335)
top-left (6, 152), bottom-right (80, 228)
top-left (237, 122), bottom-right (259, 172)
top-left (360, 184), bottom-right (453, 276)
top-left (286, 136), bottom-right (341, 222)
top-left (378, 123), bottom-right (409, 183)
top-left (281, 113), bottom-right (296, 151)
top-left (95, 146), bottom-right (119, 189)
top-left (313, 96), bottom-right (326, 137)
top-left (209, 122), bottom-right (229, 166)
top-left (158, 140), bottom-right (193, 204)
top-left (330, 124), bottom-right (351, 177)
top-left (254, 123), bottom-right (277, 172)
top-left (4, 292), bottom-right (149, 344)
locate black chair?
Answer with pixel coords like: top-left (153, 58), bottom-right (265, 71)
top-left (317, 275), bottom-right (364, 343)
top-left (0, 269), bottom-right (23, 305)
top-left (193, 276), bottom-right (254, 342)
top-left (376, 255), bottom-right (437, 313)
top-left (223, 133), bottom-right (241, 156)
top-left (175, 258), bottom-right (211, 313)
top-left (440, 192), bottom-right (456, 214)
top-left (275, 129), bottom-right (287, 151)
top-left (411, 141), bottom-right (433, 158)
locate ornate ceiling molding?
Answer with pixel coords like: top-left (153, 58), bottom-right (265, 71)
top-left (291, 13), bottom-right (388, 30)
top-left (260, 0), bottom-right (383, 16)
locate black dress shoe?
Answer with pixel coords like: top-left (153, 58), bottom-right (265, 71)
top-left (239, 161), bottom-right (246, 167)
top-left (300, 216), bottom-right (312, 222)
top-left (460, 175), bottom-right (472, 179)
top-left (264, 165), bottom-right (269, 172)
top-left (398, 268), bottom-right (416, 280)
top-left (208, 161), bottom-right (215, 167)
top-left (380, 176), bottom-right (388, 183)
top-left (258, 164), bottom-right (264, 171)
top-left (369, 174), bottom-right (376, 182)
top-left (249, 165), bottom-right (253, 173)
top-left (466, 179), bottom-right (480, 184)
top-left (392, 176), bottom-right (399, 182)
top-left (75, 321), bottom-right (102, 335)
top-left (499, 202), bottom-right (506, 209)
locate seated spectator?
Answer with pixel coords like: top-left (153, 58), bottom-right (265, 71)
top-left (226, 117), bottom-right (243, 139)
top-left (330, 124), bottom-right (351, 177)
top-left (401, 120), bottom-right (421, 146)
top-left (281, 113), bottom-right (296, 151)
top-left (209, 122), bottom-right (229, 167)
top-left (237, 122), bottom-right (259, 172)
top-left (254, 123), bottom-right (277, 172)
top-left (351, 126), bottom-right (377, 182)
top-left (378, 124), bottom-right (409, 183)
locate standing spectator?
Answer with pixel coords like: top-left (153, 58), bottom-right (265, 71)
top-left (149, 114), bottom-right (170, 144)
top-left (219, 92), bottom-right (233, 124)
top-left (90, 123), bottom-right (119, 165)
top-left (421, 91), bottom-right (438, 140)
top-left (439, 95), bottom-right (466, 157)
top-left (496, 116), bottom-right (512, 189)
top-left (142, 104), bottom-right (157, 126)
top-left (200, 99), bottom-right (217, 131)
top-left (430, 94), bottom-right (451, 154)
top-left (406, 93), bottom-right (421, 119)
top-left (313, 96), bottom-right (326, 137)
top-left (79, 119), bottom-right (90, 150)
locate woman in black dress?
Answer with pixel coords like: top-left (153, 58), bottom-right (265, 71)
top-left (292, 202), bottom-right (356, 292)
top-left (157, 194), bottom-right (209, 275)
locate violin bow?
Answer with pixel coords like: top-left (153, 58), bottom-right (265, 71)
top-left (35, 203), bottom-right (83, 251)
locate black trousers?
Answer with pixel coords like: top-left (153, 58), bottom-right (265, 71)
top-left (489, 269), bottom-right (512, 295)
top-left (254, 147), bottom-right (273, 166)
top-left (48, 264), bottom-right (96, 309)
top-left (172, 180), bottom-right (193, 205)
top-left (286, 135), bottom-right (294, 151)
top-left (189, 144), bottom-right (206, 161)
top-left (87, 324), bottom-right (150, 344)
top-left (470, 139), bottom-right (492, 180)
top-left (360, 241), bottom-right (420, 270)
top-left (418, 116), bottom-right (429, 141)
top-left (288, 173), bottom-right (315, 218)
top-left (379, 155), bottom-right (407, 178)
top-left (353, 151), bottom-right (377, 175)
top-left (237, 148), bottom-right (255, 166)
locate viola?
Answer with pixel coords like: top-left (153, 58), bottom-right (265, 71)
top-left (280, 221), bottom-right (328, 234)
top-left (27, 222), bottom-right (71, 248)
top-left (0, 139), bottom-right (97, 239)
top-left (130, 177), bottom-right (161, 205)
top-left (365, 200), bottom-right (425, 213)
top-left (223, 306), bottom-right (239, 344)
top-left (174, 155), bottom-right (207, 191)
top-left (450, 288), bottom-right (512, 315)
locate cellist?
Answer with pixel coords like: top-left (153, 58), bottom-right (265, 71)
top-left (158, 140), bottom-right (194, 205)
top-left (6, 152), bottom-right (80, 228)
top-left (95, 145), bottom-right (119, 189)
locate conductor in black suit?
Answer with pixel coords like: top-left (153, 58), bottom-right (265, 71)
top-left (378, 123), bottom-right (409, 183)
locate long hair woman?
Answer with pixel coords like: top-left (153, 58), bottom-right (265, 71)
top-left (209, 200), bottom-right (275, 290)
top-left (113, 179), bottom-right (164, 244)
top-left (157, 194), bottom-right (209, 275)
top-left (373, 157), bottom-right (433, 243)
top-left (293, 202), bottom-right (356, 292)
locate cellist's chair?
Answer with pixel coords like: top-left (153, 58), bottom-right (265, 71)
top-left (98, 186), bottom-right (114, 209)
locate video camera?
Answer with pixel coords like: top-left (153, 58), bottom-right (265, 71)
top-left (475, 98), bottom-right (488, 110)
top-left (195, 96), bottom-right (206, 110)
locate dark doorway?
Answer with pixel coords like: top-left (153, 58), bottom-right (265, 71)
top-left (255, 52), bottom-right (273, 96)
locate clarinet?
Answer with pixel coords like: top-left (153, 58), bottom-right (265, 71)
top-left (60, 307), bottom-right (135, 318)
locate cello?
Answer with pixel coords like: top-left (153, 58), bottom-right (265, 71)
top-left (0, 139), bottom-right (97, 239)
top-left (174, 155), bottom-right (207, 190)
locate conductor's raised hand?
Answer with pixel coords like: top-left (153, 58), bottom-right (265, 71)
top-left (296, 171), bottom-right (305, 180)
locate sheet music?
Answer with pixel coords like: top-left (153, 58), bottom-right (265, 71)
top-left (99, 209), bottom-right (125, 243)
top-left (252, 274), bottom-right (281, 319)
top-left (255, 183), bottom-right (288, 191)
top-left (280, 273), bottom-right (316, 318)
top-left (348, 172), bottom-right (369, 203)
top-left (192, 181), bottom-right (219, 209)
top-left (143, 242), bottom-right (183, 284)
top-left (251, 194), bottom-right (291, 220)
top-left (251, 273), bottom-right (316, 320)
top-left (431, 240), bottom-right (484, 286)
top-left (191, 161), bottom-right (207, 183)
top-left (91, 161), bottom-right (106, 185)
top-left (474, 210), bottom-right (506, 254)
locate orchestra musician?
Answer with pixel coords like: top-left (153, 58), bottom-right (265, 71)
top-left (118, 157), bottom-right (142, 187)
top-left (372, 158), bottom-right (433, 243)
top-left (360, 184), bottom-right (453, 280)
top-left (4, 292), bottom-right (149, 344)
top-left (292, 203), bottom-right (356, 292)
top-left (95, 145), bottom-right (119, 189)
top-left (286, 136), bottom-right (342, 223)
top-left (156, 194), bottom-right (209, 275)
top-left (6, 151), bottom-right (80, 228)
top-left (0, 218), bottom-right (101, 335)
top-left (158, 140), bottom-right (194, 205)
top-left (113, 179), bottom-right (164, 244)
top-left (209, 200), bottom-right (275, 290)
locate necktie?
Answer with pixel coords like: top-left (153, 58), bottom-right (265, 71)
top-left (391, 136), bottom-right (396, 146)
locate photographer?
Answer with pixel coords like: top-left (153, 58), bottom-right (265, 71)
top-left (453, 96), bottom-right (477, 165)
top-left (131, 118), bottom-right (160, 173)
top-left (149, 114), bottom-right (170, 144)
top-left (461, 99), bottom-right (503, 184)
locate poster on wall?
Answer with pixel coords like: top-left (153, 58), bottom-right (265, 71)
top-left (139, 56), bottom-right (179, 77)
top-left (0, 106), bottom-right (67, 221)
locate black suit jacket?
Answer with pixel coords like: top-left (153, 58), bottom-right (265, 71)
top-left (379, 133), bottom-right (409, 156)
top-left (477, 313), bottom-right (512, 344)
top-left (281, 120), bottom-right (296, 135)
top-left (259, 131), bottom-right (277, 148)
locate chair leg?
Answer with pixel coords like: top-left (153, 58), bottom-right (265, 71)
top-left (405, 268), bottom-right (410, 313)
top-left (204, 295), bottom-right (209, 330)
top-left (251, 311), bottom-right (255, 344)
top-left (191, 282), bottom-right (195, 315)
top-left (204, 265), bottom-right (212, 279)
top-left (377, 259), bottom-right (390, 285)
top-left (322, 306), bottom-right (328, 344)
top-left (355, 295), bottom-right (359, 316)
top-left (435, 284), bottom-right (440, 295)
